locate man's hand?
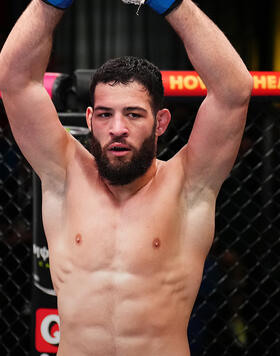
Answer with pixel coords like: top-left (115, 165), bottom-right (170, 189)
top-left (41, 0), bottom-right (73, 10)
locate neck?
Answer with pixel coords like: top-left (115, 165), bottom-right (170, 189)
top-left (103, 159), bottom-right (158, 202)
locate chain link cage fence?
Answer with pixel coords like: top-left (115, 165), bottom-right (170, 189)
top-left (0, 101), bottom-right (32, 355)
top-left (0, 91), bottom-right (280, 355)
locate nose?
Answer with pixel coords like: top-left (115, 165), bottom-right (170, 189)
top-left (109, 115), bottom-right (129, 138)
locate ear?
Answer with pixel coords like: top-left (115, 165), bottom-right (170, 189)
top-left (155, 109), bottom-right (171, 137)
top-left (86, 107), bottom-right (93, 132)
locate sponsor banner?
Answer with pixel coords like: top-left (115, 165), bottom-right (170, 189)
top-left (32, 173), bottom-right (58, 356)
top-left (35, 308), bottom-right (60, 354)
top-left (250, 71), bottom-right (280, 96)
top-left (32, 173), bottom-right (56, 297)
top-left (33, 242), bottom-right (56, 296)
top-left (1, 72), bottom-right (280, 99)
top-left (162, 71), bottom-right (206, 97)
top-left (161, 71), bottom-right (280, 97)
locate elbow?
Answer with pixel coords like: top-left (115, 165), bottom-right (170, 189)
top-left (0, 74), bottom-right (12, 93)
top-left (0, 59), bottom-right (7, 91)
top-left (231, 72), bottom-right (254, 106)
top-left (0, 56), bottom-right (14, 92)
top-left (240, 72), bottom-right (254, 103)
top-left (209, 71), bottom-right (253, 108)
top-left (216, 71), bottom-right (254, 107)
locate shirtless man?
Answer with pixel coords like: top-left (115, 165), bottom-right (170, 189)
top-left (0, 0), bottom-right (252, 354)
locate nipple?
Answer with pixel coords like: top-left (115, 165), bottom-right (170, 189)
top-left (75, 234), bottom-right (82, 245)
top-left (153, 238), bottom-right (161, 249)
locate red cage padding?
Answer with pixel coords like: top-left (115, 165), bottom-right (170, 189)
top-left (161, 71), bottom-right (280, 97)
top-left (0, 71), bottom-right (280, 99)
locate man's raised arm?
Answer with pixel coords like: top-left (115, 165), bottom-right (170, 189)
top-left (139, 0), bottom-right (253, 196)
top-left (0, 0), bottom-right (74, 184)
top-left (165, 0), bottom-right (253, 195)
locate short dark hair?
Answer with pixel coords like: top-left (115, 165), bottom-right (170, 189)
top-left (89, 56), bottom-right (164, 115)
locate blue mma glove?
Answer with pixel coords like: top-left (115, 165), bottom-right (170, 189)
top-left (121, 0), bottom-right (183, 16)
top-left (41, 0), bottom-right (73, 10)
top-left (146, 0), bottom-right (183, 15)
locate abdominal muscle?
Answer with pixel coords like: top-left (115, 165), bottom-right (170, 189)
top-left (50, 242), bottom-right (196, 356)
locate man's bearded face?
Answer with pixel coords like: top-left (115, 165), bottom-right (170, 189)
top-left (90, 123), bottom-right (157, 185)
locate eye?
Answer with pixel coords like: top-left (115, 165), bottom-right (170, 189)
top-left (97, 112), bottom-right (111, 118)
top-left (127, 113), bottom-right (141, 119)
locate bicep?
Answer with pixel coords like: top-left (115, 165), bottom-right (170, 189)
top-left (178, 94), bottom-right (248, 194)
top-left (2, 82), bottom-right (73, 182)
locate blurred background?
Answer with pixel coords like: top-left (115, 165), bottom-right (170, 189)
top-left (0, 1), bottom-right (280, 356)
top-left (1, 0), bottom-right (280, 73)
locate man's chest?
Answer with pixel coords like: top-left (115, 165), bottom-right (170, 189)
top-left (66, 191), bottom-right (183, 273)
top-left (45, 178), bottom-right (186, 277)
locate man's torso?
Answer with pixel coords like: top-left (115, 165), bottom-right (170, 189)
top-left (42, 142), bottom-right (215, 356)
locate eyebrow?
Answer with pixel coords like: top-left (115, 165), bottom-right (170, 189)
top-left (94, 106), bottom-right (113, 111)
top-left (94, 106), bottom-right (148, 113)
top-left (124, 107), bottom-right (148, 113)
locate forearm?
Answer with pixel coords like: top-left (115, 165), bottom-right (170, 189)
top-left (166, 0), bottom-right (252, 104)
top-left (0, 0), bottom-right (64, 91)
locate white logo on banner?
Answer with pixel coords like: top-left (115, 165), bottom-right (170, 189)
top-left (41, 314), bottom-right (60, 345)
top-left (33, 244), bottom-right (49, 261)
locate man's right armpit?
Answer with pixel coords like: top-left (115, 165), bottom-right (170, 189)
top-left (41, 0), bottom-right (74, 10)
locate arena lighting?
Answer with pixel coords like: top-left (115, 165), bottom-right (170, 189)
top-left (1, 71), bottom-right (280, 99)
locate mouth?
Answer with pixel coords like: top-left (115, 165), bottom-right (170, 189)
top-left (108, 143), bottom-right (131, 156)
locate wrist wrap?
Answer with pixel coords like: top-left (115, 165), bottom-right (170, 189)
top-left (41, 0), bottom-right (73, 10)
top-left (146, 0), bottom-right (183, 15)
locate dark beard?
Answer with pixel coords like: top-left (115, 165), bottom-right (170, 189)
top-left (90, 126), bottom-right (156, 186)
